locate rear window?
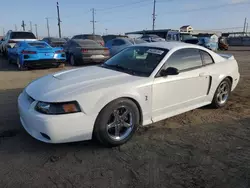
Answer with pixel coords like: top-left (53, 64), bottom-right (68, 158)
top-left (28, 42), bottom-right (49, 48)
top-left (10, 32), bottom-right (36, 39)
top-left (50, 38), bottom-right (66, 43)
top-left (83, 35), bottom-right (103, 40)
top-left (74, 39), bottom-right (102, 48)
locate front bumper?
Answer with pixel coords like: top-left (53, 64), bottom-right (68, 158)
top-left (18, 92), bottom-right (95, 143)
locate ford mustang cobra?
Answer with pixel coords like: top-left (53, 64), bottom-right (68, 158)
top-left (18, 42), bottom-right (240, 146)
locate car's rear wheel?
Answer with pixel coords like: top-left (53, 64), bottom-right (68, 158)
top-left (94, 98), bottom-right (140, 147)
top-left (17, 58), bottom-right (27, 71)
top-left (211, 78), bottom-right (231, 108)
top-left (8, 57), bottom-right (13, 64)
top-left (69, 55), bottom-right (76, 66)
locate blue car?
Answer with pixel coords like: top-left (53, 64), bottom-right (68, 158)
top-left (8, 41), bottom-right (66, 70)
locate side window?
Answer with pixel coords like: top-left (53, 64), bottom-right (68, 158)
top-left (164, 48), bottom-right (202, 71)
top-left (200, 50), bottom-right (214, 65)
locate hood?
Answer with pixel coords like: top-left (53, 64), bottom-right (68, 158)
top-left (25, 66), bottom-right (144, 102)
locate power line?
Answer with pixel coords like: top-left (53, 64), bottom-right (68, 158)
top-left (160, 2), bottom-right (250, 15)
top-left (97, 0), bottom-right (151, 12)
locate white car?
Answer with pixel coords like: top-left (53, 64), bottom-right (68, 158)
top-left (18, 42), bottom-right (240, 146)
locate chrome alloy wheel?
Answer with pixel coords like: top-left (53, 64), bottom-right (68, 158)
top-left (106, 106), bottom-right (133, 141)
top-left (217, 82), bottom-right (230, 105)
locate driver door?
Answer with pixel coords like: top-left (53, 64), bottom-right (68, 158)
top-left (152, 48), bottom-right (210, 122)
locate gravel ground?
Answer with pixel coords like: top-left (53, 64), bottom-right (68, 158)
top-left (0, 47), bottom-right (249, 188)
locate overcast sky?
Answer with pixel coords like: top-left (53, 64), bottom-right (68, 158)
top-left (0, 0), bottom-right (249, 37)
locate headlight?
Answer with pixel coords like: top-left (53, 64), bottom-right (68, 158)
top-left (35, 101), bottom-right (81, 115)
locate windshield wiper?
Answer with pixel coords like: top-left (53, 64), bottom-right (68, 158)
top-left (103, 64), bottom-right (137, 75)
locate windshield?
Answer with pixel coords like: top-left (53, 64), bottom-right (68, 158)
top-left (103, 46), bottom-right (168, 77)
top-left (10, 32), bottom-right (36, 39)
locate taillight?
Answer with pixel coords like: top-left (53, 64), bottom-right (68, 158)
top-left (22, 50), bottom-right (37, 54)
top-left (55, 50), bottom-right (64, 53)
top-left (104, 48), bottom-right (109, 54)
top-left (81, 49), bottom-right (88, 53)
top-left (8, 40), bottom-right (16, 43)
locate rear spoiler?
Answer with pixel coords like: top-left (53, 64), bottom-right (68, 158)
top-left (218, 54), bottom-right (235, 60)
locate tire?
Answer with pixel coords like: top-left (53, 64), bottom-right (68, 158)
top-left (94, 98), bottom-right (140, 147)
top-left (69, 54), bottom-right (76, 66)
top-left (57, 63), bottom-right (65, 68)
top-left (211, 78), bottom-right (232, 108)
top-left (17, 57), bottom-right (27, 71)
top-left (8, 57), bottom-right (12, 64)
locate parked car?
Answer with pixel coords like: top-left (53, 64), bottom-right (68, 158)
top-left (105, 38), bottom-right (147, 56)
top-left (64, 39), bottom-right (109, 65)
top-left (72, 34), bottom-right (105, 46)
top-left (103, 35), bottom-right (128, 44)
top-left (8, 41), bottom-right (66, 70)
top-left (41, 37), bottom-right (67, 47)
top-left (140, 34), bottom-right (165, 42)
top-left (18, 42), bottom-right (240, 146)
top-left (0, 31), bottom-right (37, 57)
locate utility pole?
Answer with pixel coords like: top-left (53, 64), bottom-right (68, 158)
top-left (29, 21), bottom-right (33, 32)
top-left (21, 20), bottom-right (26, 31)
top-left (246, 23), bottom-right (249, 36)
top-left (105, 28), bottom-right (108, 35)
top-left (46, 17), bottom-right (50, 37)
top-left (57, 2), bottom-right (62, 38)
top-left (243, 17), bottom-right (247, 35)
top-left (152, 0), bottom-right (156, 30)
top-left (15, 24), bottom-right (17, 31)
top-left (90, 8), bottom-right (96, 35)
top-left (34, 24), bottom-right (38, 39)
top-left (2, 28), bottom-right (5, 36)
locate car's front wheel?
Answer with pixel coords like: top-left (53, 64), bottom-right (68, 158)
top-left (94, 98), bottom-right (140, 147)
top-left (211, 78), bottom-right (231, 108)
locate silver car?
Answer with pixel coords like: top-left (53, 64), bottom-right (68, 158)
top-left (105, 38), bottom-right (147, 56)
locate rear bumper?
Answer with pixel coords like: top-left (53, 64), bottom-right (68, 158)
top-left (24, 59), bottom-right (66, 68)
top-left (78, 56), bottom-right (109, 63)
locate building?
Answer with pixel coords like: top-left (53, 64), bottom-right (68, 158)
top-left (180, 25), bottom-right (193, 33)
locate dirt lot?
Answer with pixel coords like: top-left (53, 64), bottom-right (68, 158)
top-left (0, 47), bottom-right (250, 188)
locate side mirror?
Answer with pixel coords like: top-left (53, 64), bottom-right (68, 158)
top-left (160, 67), bottom-right (179, 76)
top-left (7, 45), bottom-right (11, 48)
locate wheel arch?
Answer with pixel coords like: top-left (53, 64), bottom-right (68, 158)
top-left (95, 97), bottom-right (143, 126)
